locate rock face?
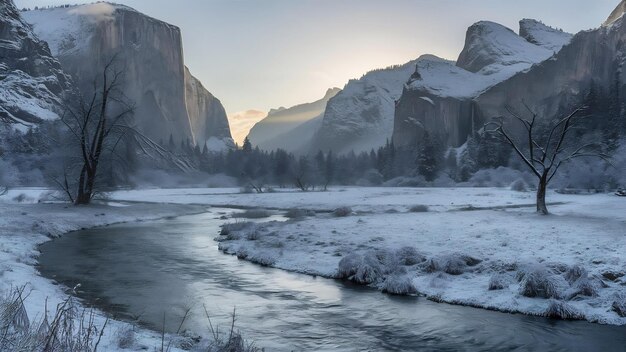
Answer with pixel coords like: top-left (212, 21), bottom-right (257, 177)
top-left (22, 3), bottom-right (232, 150)
top-left (393, 20), bottom-right (572, 149)
top-left (309, 60), bottom-right (419, 154)
top-left (475, 10), bottom-right (626, 136)
top-left (247, 87), bottom-right (340, 152)
top-left (0, 0), bottom-right (72, 126)
top-left (184, 66), bottom-right (233, 151)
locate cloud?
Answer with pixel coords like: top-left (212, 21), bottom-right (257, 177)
top-left (228, 109), bottom-right (267, 145)
top-left (69, 3), bottom-right (116, 22)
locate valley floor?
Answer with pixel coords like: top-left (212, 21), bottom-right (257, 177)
top-left (112, 187), bottom-right (626, 325)
top-left (1, 186), bottom-right (625, 351)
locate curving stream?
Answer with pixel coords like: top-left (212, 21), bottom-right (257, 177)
top-left (38, 210), bottom-right (626, 351)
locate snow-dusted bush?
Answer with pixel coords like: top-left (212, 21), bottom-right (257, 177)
top-left (353, 252), bottom-right (384, 284)
top-left (381, 275), bottom-right (418, 295)
top-left (425, 253), bottom-right (482, 275)
top-left (337, 251), bottom-right (384, 285)
top-left (233, 209), bottom-right (272, 219)
top-left (285, 208), bottom-right (315, 219)
top-left (545, 300), bottom-right (582, 320)
top-left (337, 253), bottom-right (363, 279)
top-left (517, 266), bottom-right (566, 299)
top-left (333, 207), bottom-right (353, 217)
top-left (510, 179), bottom-right (528, 192)
top-left (382, 176), bottom-right (427, 187)
top-left (409, 205), bottom-right (429, 213)
top-left (395, 247), bottom-right (425, 266)
top-left (219, 222), bottom-right (254, 237)
top-left (612, 293), bottom-right (626, 317)
top-left (488, 274), bottom-right (508, 290)
top-left (570, 277), bottom-right (601, 298)
top-left (564, 265), bottom-right (588, 284)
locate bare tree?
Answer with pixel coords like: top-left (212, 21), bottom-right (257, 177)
top-left (486, 104), bottom-right (610, 215)
top-left (59, 56), bottom-right (134, 205)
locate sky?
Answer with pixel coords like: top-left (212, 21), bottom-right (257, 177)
top-left (14, 0), bottom-right (621, 143)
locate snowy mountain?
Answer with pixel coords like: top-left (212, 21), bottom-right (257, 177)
top-left (0, 0), bottom-right (73, 127)
top-left (475, 3), bottom-right (626, 140)
top-left (22, 3), bottom-right (233, 150)
top-left (247, 88), bottom-right (340, 152)
top-left (519, 19), bottom-right (573, 52)
top-left (309, 60), bottom-right (419, 154)
top-left (393, 19), bottom-right (572, 149)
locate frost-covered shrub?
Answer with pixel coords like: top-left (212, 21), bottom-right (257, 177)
top-left (545, 300), bottom-right (582, 320)
top-left (220, 222), bottom-right (254, 237)
top-left (425, 253), bottom-right (482, 275)
top-left (395, 247), bottom-right (425, 266)
top-left (382, 275), bottom-right (418, 295)
top-left (337, 253), bottom-right (363, 279)
top-left (409, 205), bottom-right (429, 213)
top-left (285, 208), bottom-right (315, 219)
top-left (510, 179), bottom-right (528, 192)
top-left (233, 209), bottom-right (272, 219)
top-left (337, 251), bottom-right (385, 284)
top-left (333, 207), bottom-right (353, 217)
top-left (570, 277), bottom-right (601, 298)
top-left (564, 265), bottom-right (588, 284)
top-left (517, 266), bottom-right (566, 299)
top-left (12, 193), bottom-right (33, 203)
top-left (612, 293), bottom-right (626, 317)
top-left (488, 274), bottom-right (508, 290)
top-left (353, 252), bottom-right (384, 284)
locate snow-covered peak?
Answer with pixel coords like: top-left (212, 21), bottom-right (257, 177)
top-left (604, 0), bottom-right (626, 27)
top-left (22, 2), bottom-right (173, 56)
top-left (456, 21), bottom-right (553, 74)
top-left (519, 19), bottom-right (572, 52)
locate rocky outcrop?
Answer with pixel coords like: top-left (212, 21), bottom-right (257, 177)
top-left (23, 3), bottom-right (232, 149)
top-left (310, 61), bottom-right (418, 154)
top-left (184, 66), bottom-right (233, 151)
top-left (393, 20), bottom-right (572, 149)
top-left (0, 0), bottom-right (72, 126)
top-left (475, 14), bottom-right (625, 135)
top-left (247, 87), bottom-right (339, 152)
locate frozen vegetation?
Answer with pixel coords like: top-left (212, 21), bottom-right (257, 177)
top-left (109, 187), bottom-right (626, 325)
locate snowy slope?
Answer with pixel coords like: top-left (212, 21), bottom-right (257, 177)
top-left (310, 60), bottom-right (419, 154)
top-left (604, 0), bottom-right (626, 26)
top-left (456, 21), bottom-right (555, 75)
top-left (247, 88), bottom-right (340, 152)
top-left (0, 0), bottom-right (73, 126)
top-left (519, 19), bottom-right (573, 52)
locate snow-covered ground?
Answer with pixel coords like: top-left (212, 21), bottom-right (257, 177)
top-left (111, 187), bottom-right (626, 325)
top-left (0, 189), bottom-right (210, 351)
top-left (2, 186), bottom-right (625, 351)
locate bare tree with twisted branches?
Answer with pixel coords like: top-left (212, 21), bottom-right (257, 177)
top-left (486, 103), bottom-right (611, 215)
top-left (58, 55), bottom-right (135, 205)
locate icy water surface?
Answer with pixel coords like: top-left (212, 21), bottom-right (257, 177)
top-left (39, 210), bottom-right (626, 351)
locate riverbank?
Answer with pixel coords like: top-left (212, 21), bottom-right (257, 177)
top-left (112, 187), bottom-right (626, 325)
top-left (0, 189), bottom-right (213, 351)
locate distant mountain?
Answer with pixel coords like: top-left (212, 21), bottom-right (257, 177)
top-left (247, 88), bottom-right (340, 152)
top-left (309, 61), bottom-right (419, 154)
top-left (0, 0), bottom-right (73, 127)
top-left (393, 20), bottom-right (573, 149)
top-left (22, 3), bottom-right (233, 151)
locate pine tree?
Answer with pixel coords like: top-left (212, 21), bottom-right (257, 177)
top-left (242, 137), bottom-right (252, 153)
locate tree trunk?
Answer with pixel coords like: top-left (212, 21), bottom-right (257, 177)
top-left (536, 173), bottom-right (549, 215)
